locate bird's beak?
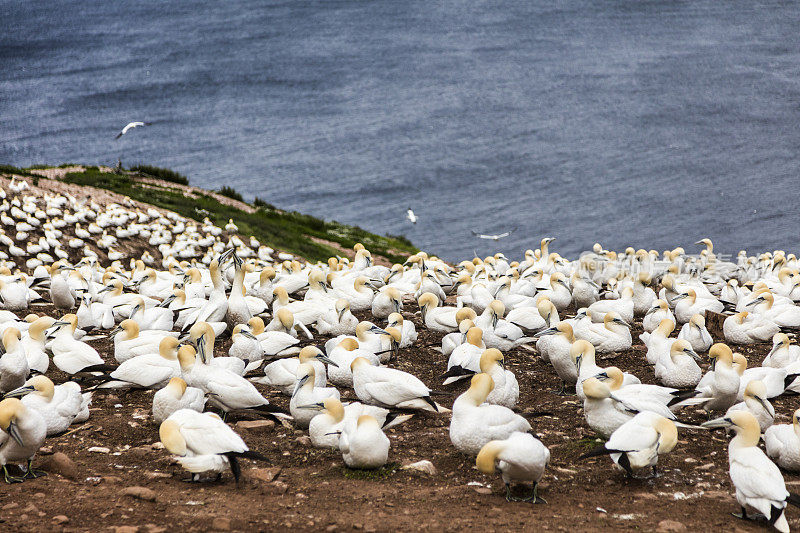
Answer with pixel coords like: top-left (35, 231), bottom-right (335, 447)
top-left (592, 371), bottom-right (609, 380)
top-left (109, 325), bottom-right (122, 336)
top-left (128, 303), bottom-right (141, 318)
top-left (534, 327), bottom-right (558, 338)
top-left (298, 402), bottom-right (325, 411)
top-left (98, 285), bottom-right (113, 294)
top-left (291, 375), bottom-right (310, 397)
top-left (756, 396), bottom-right (775, 418)
top-left (370, 326), bottom-right (389, 336)
top-left (7, 421), bottom-right (23, 447)
top-left (614, 318), bottom-right (631, 328)
top-left (2, 385), bottom-right (35, 398)
top-left (241, 331), bottom-right (258, 341)
top-left (684, 348), bottom-right (702, 362)
top-left (337, 307), bottom-right (346, 322)
top-left (644, 306), bottom-right (657, 317)
top-left (158, 294), bottom-right (176, 308)
top-left (701, 417), bottom-right (732, 429)
top-left (672, 293), bottom-right (689, 301)
top-left (316, 354), bottom-right (339, 368)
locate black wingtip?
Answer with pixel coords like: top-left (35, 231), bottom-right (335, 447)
top-left (578, 445), bottom-right (615, 460)
top-left (787, 493), bottom-right (800, 508)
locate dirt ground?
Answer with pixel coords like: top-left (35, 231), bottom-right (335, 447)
top-left (1, 300), bottom-right (799, 533)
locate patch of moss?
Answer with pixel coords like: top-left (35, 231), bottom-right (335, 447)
top-left (340, 463), bottom-right (400, 480)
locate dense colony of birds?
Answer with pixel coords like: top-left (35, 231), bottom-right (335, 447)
top-left (2, 176), bottom-right (800, 530)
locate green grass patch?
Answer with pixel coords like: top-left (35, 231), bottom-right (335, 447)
top-left (0, 164), bottom-right (33, 176)
top-left (340, 462), bottom-right (400, 480)
top-left (129, 164), bottom-right (189, 185)
top-left (61, 168), bottom-right (418, 263)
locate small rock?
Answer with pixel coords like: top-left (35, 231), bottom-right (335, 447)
top-left (235, 420), bottom-right (275, 432)
top-left (144, 524), bottom-right (167, 533)
top-left (472, 487), bottom-right (492, 495)
top-left (657, 520), bottom-right (687, 532)
top-left (246, 466), bottom-right (282, 483)
top-left (150, 442), bottom-right (165, 450)
top-left (697, 463), bottom-right (715, 470)
top-left (2, 503), bottom-right (19, 510)
top-left (40, 452), bottom-right (78, 480)
top-left (34, 493), bottom-right (45, 499)
top-left (53, 515), bottom-right (69, 525)
top-left (88, 446), bottom-right (111, 454)
top-left (146, 472), bottom-right (171, 480)
top-left (121, 486), bottom-right (157, 502)
top-left (103, 475), bottom-right (124, 484)
top-left (400, 460), bottom-right (437, 475)
top-left (294, 436), bottom-right (311, 446)
top-left (264, 481), bottom-right (288, 495)
top-left (113, 527), bottom-right (139, 533)
top-left (211, 517), bottom-right (231, 531)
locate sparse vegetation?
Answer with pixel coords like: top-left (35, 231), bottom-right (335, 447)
top-left (130, 164), bottom-right (189, 185)
top-left (218, 185), bottom-right (244, 202)
top-left (252, 196), bottom-right (275, 210)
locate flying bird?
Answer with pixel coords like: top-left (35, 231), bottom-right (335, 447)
top-left (471, 228), bottom-right (517, 241)
top-left (115, 121), bottom-right (151, 139)
top-left (406, 208), bottom-right (417, 224)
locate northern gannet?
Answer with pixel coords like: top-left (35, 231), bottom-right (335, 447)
top-left (0, 398), bottom-right (47, 483)
top-left (580, 411), bottom-right (677, 478)
top-left (441, 327), bottom-right (485, 385)
top-left (476, 431), bottom-right (550, 503)
top-left (480, 348), bottom-right (519, 409)
top-left (49, 314), bottom-right (107, 374)
top-left (642, 299), bottom-right (674, 333)
top-left (0, 327), bottom-right (27, 394)
top-left (289, 363), bottom-right (340, 429)
top-left (450, 373), bottom-right (530, 455)
top-left (114, 121), bottom-right (151, 139)
top-left (102, 336), bottom-right (182, 389)
top-left (696, 343), bottom-right (741, 415)
top-left (677, 313), bottom-right (713, 353)
top-left (179, 344), bottom-right (288, 419)
top-left (702, 411), bottom-right (800, 532)
top-left (152, 377), bottom-right (206, 425)
top-left (351, 357), bottom-right (443, 412)
top-left (654, 339), bottom-right (703, 388)
top-left (4, 376), bottom-right (90, 435)
top-left (160, 409), bottom-right (267, 482)
top-left (339, 414), bottom-right (390, 469)
top-left (727, 380), bottom-right (775, 432)
top-left (418, 292), bottom-right (459, 333)
top-left (304, 398), bottom-right (412, 448)
top-left (255, 345), bottom-right (337, 396)
top-left (765, 408), bottom-right (800, 472)
top-left (386, 312), bottom-right (417, 349)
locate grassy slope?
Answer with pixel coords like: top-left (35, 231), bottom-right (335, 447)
top-left (56, 168), bottom-right (417, 263)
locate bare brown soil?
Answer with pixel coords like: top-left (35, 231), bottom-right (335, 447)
top-left (1, 299), bottom-right (799, 533)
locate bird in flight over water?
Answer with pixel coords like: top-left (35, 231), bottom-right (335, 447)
top-left (115, 121), bottom-right (151, 139)
top-left (471, 228), bottom-right (517, 241)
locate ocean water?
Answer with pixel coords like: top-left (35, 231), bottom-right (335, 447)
top-left (2, 0), bottom-right (799, 261)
